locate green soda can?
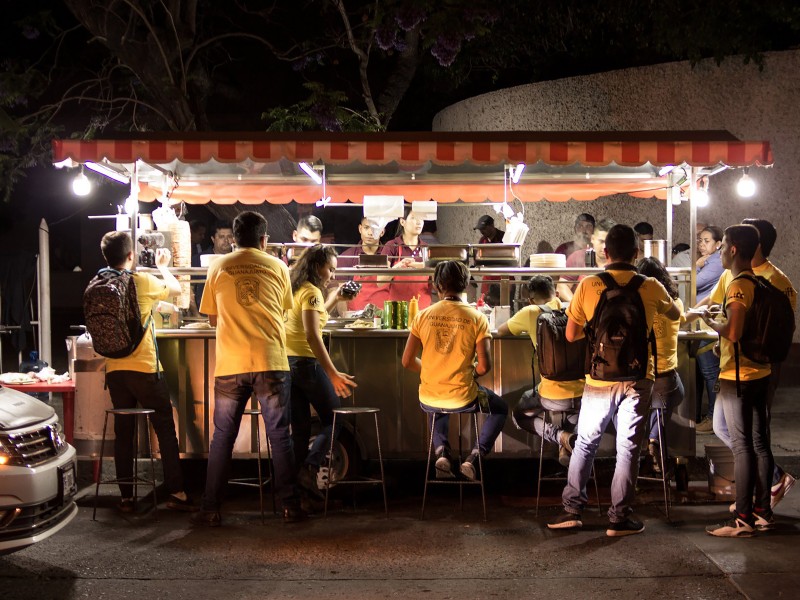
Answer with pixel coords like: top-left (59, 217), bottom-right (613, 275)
top-left (382, 300), bottom-right (396, 329)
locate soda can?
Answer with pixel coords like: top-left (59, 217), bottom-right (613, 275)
top-left (396, 301), bottom-right (408, 329)
top-left (382, 300), bottom-right (396, 329)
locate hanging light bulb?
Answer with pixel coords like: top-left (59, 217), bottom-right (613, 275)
top-left (695, 178), bottom-right (710, 208)
top-left (72, 167), bottom-right (91, 196)
top-left (736, 168), bottom-right (756, 198)
top-left (124, 195), bottom-right (139, 215)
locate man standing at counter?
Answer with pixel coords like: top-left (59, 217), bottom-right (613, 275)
top-left (338, 217), bottom-right (389, 311)
top-left (293, 215), bottom-right (323, 244)
top-left (557, 218), bottom-right (615, 302)
top-left (548, 224), bottom-right (680, 536)
top-left (191, 211), bottom-right (304, 526)
top-left (555, 213), bottom-right (595, 258)
top-left (474, 215), bottom-right (505, 244)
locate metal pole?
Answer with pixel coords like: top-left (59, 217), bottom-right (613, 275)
top-left (38, 219), bottom-right (52, 366)
top-left (666, 172), bottom-right (674, 266)
top-left (688, 168), bottom-right (697, 309)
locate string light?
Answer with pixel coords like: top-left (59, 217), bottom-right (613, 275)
top-left (72, 167), bottom-right (91, 196)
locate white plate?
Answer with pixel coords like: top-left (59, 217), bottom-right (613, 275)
top-left (0, 373), bottom-right (38, 385)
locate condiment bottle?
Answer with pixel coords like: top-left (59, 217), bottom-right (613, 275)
top-left (408, 295), bottom-right (419, 325)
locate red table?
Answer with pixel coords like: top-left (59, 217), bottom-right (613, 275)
top-left (1, 380), bottom-right (76, 444)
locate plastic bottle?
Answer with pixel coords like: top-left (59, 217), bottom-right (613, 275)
top-left (19, 350), bottom-right (49, 402)
top-left (408, 295), bottom-right (419, 326)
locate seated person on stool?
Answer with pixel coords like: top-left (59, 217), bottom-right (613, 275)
top-left (497, 275), bottom-right (585, 467)
top-left (401, 261), bottom-right (508, 480)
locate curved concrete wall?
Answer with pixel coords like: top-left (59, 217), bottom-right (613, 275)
top-left (431, 50), bottom-right (800, 326)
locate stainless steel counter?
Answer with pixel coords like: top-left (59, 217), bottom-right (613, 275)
top-left (156, 327), bottom-right (714, 461)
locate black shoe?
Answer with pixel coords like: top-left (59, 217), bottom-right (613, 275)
top-left (300, 490), bottom-right (326, 515)
top-left (607, 517), bottom-right (645, 537)
top-left (547, 511), bottom-right (582, 530)
top-left (189, 509), bottom-right (222, 527)
top-left (460, 451), bottom-right (481, 481)
top-left (297, 465), bottom-right (324, 499)
top-left (283, 506), bottom-right (309, 524)
top-left (166, 494), bottom-right (198, 512)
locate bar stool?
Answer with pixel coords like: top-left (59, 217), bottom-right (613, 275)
top-left (93, 408), bottom-right (158, 520)
top-left (324, 407), bottom-right (387, 516)
top-left (228, 408), bottom-right (277, 524)
top-left (535, 410), bottom-right (601, 516)
top-left (421, 409), bottom-right (487, 521)
top-left (637, 405), bottom-right (670, 520)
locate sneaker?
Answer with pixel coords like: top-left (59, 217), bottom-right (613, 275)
top-left (695, 416), bottom-right (714, 434)
top-left (771, 472), bottom-right (796, 509)
top-left (754, 511), bottom-right (776, 531)
top-left (117, 498), bottom-right (135, 514)
top-left (606, 518), bottom-right (645, 537)
top-left (558, 431), bottom-right (575, 468)
top-left (189, 509), bottom-right (222, 527)
top-left (547, 511), bottom-right (582, 530)
top-left (434, 447), bottom-right (455, 479)
top-left (166, 494), bottom-right (198, 512)
top-left (283, 506), bottom-right (309, 524)
top-left (706, 516), bottom-right (756, 537)
top-left (460, 452), bottom-right (481, 481)
top-left (297, 465), bottom-right (325, 499)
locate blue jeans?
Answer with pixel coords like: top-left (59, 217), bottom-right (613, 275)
top-left (202, 371), bottom-right (297, 511)
top-left (422, 386), bottom-right (508, 456)
top-left (649, 371), bottom-right (684, 444)
top-left (695, 340), bottom-right (720, 421)
top-left (563, 380), bottom-right (653, 523)
top-left (512, 390), bottom-right (581, 446)
top-left (288, 356), bottom-right (342, 470)
top-left (714, 377), bottom-right (773, 516)
top-left (713, 371), bottom-right (783, 487)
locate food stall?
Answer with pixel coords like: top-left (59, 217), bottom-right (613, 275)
top-left (51, 132), bottom-right (773, 467)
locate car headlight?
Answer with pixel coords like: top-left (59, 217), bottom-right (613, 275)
top-left (0, 437), bottom-right (11, 466)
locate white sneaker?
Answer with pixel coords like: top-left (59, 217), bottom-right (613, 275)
top-left (706, 516), bottom-right (756, 537)
top-left (771, 472), bottom-right (796, 509)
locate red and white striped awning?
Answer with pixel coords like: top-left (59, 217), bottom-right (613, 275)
top-left (52, 135), bottom-right (772, 168)
top-left (51, 133), bottom-right (772, 204)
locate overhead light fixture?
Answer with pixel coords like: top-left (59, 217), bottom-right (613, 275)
top-left (72, 167), bottom-right (91, 196)
top-left (299, 162), bottom-right (323, 185)
top-left (124, 195), bottom-right (139, 215)
top-left (695, 177), bottom-right (710, 208)
top-left (658, 165), bottom-right (676, 177)
top-left (85, 161), bottom-right (130, 184)
top-left (736, 167), bottom-right (756, 198)
top-left (508, 163), bottom-right (525, 184)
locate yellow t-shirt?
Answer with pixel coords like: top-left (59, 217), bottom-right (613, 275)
top-left (106, 272), bottom-right (169, 374)
top-left (504, 297), bottom-right (585, 401)
top-left (566, 268), bottom-right (675, 387)
top-left (718, 274), bottom-right (771, 381)
top-left (285, 282), bottom-right (328, 358)
top-left (653, 297), bottom-right (684, 374)
top-left (410, 299), bottom-right (491, 410)
top-left (709, 261), bottom-right (797, 311)
top-left (200, 248), bottom-right (293, 376)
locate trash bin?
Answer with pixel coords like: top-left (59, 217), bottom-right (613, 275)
top-left (705, 444), bottom-right (736, 501)
top-left (69, 332), bottom-right (113, 457)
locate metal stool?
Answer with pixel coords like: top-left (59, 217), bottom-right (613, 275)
top-left (535, 410), bottom-right (601, 517)
top-left (228, 408), bottom-right (277, 524)
top-left (637, 406), bottom-right (671, 519)
top-left (324, 407), bottom-right (387, 516)
top-left (93, 408), bottom-right (158, 520)
top-left (421, 409), bottom-right (487, 521)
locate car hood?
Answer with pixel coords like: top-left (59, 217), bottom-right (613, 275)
top-left (0, 387), bottom-right (55, 430)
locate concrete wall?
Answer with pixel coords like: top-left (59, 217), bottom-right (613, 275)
top-left (430, 49), bottom-right (800, 323)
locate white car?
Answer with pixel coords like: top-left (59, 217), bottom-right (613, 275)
top-left (0, 386), bottom-right (78, 555)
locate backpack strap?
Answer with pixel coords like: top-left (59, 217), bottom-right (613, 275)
top-left (596, 271), bottom-right (618, 291)
top-left (537, 304), bottom-right (553, 314)
top-left (724, 271), bottom-right (756, 397)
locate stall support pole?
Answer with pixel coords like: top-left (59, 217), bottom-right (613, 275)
top-left (38, 219), bottom-right (51, 366)
top-left (688, 168), bottom-right (698, 309)
top-left (666, 173), bottom-right (674, 266)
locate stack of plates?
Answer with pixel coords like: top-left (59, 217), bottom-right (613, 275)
top-left (530, 253), bottom-right (566, 268)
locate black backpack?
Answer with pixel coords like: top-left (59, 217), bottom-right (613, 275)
top-left (584, 271), bottom-right (656, 382)
top-left (536, 305), bottom-right (589, 381)
top-left (725, 273), bottom-right (795, 394)
top-left (83, 268), bottom-right (149, 358)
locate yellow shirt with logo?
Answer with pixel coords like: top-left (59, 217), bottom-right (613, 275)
top-left (106, 272), bottom-right (169, 374)
top-left (653, 297), bottom-right (684, 374)
top-left (285, 282), bottom-right (328, 358)
top-left (717, 273), bottom-right (771, 381)
top-left (200, 248), bottom-right (293, 376)
top-left (410, 299), bottom-right (491, 410)
top-left (710, 261), bottom-right (797, 311)
top-left (566, 268), bottom-right (675, 387)
top-left (504, 297), bottom-right (585, 400)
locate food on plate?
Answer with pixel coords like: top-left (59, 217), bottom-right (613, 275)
top-left (0, 372), bottom-right (38, 385)
top-left (348, 319), bottom-right (375, 329)
top-left (181, 322), bottom-right (214, 329)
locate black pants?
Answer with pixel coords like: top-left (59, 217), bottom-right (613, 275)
top-left (106, 371), bottom-right (184, 498)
